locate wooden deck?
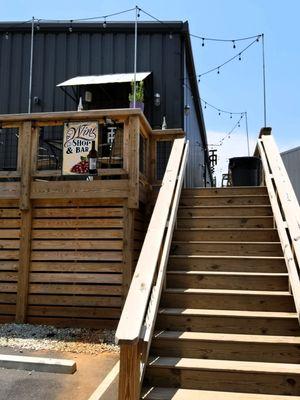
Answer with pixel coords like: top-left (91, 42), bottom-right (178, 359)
top-left (0, 109), bottom-right (184, 328)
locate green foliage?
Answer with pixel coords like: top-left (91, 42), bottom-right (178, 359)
top-left (128, 80), bottom-right (144, 102)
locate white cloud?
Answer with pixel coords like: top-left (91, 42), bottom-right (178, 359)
top-left (207, 130), bottom-right (257, 186)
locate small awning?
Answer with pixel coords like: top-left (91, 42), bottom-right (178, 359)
top-left (57, 72), bottom-right (151, 87)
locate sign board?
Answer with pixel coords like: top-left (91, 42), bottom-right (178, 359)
top-left (62, 121), bottom-right (98, 175)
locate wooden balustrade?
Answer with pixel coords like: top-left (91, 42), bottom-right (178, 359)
top-left (116, 138), bottom-right (189, 400)
top-left (257, 127), bottom-right (300, 320)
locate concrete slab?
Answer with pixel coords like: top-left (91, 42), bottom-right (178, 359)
top-left (0, 353), bottom-right (76, 374)
top-left (0, 347), bottom-right (119, 400)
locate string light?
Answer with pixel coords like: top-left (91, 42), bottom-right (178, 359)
top-left (190, 32), bottom-right (262, 43)
top-left (218, 114), bottom-right (244, 145)
top-left (36, 21), bottom-right (40, 31)
top-left (5, 32), bottom-right (9, 40)
top-left (103, 18), bottom-right (107, 28)
top-left (68, 20), bottom-right (73, 33)
top-left (198, 37), bottom-right (259, 79)
top-left (202, 38), bottom-right (205, 47)
top-left (184, 83), bottom-right (245, 120)
top-left (232, 40), bottom-right (236, 49)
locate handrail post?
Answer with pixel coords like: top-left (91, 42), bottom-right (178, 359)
top-left (127, 116), bottom-right (140, 209)
top-left (118, 342), bottom-right (140, 400)
top-left (16, 121), bottom-right (35, 323)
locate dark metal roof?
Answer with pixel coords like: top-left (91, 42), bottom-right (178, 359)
top-left (0, 21), bottom-right (186, 32)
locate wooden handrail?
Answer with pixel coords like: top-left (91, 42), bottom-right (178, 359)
top-left (257, 129), bottom-right (300, 319)
top-left (116, 138), bottom-right (189, 399)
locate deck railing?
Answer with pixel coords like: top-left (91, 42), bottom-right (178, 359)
top-left (257, 127), bottom-right (300, 319)
top-left (115, 137), bottom-right (189, 400)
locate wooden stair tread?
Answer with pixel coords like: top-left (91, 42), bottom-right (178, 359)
top-left (177, 216), bottom-right (273, 219)
top-left (164, 288), bottom-right (292, 296)
top-left (180, 194), bottom-right (269, 199)
top-left (175, 228), bottom-right (277, 231)
top-left (158, 308), bottom-right (297, 319)
top-left (169, 255), bottom-right (285, 260)
top-left (172, 241), bottom-right (280, 244)
top-left (147, 356), bottom-right (300, 374)
top-left (142, 387), bottom-right (300, 399)
top-left (179, 205), bottom-right (272, 209)
top-left (166, 271), bottom-right (287, 277)
top-left (153, 330), bottom-right (300, 344)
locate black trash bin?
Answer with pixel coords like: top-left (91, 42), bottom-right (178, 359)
top-left (229, 157), bottom-right (262, 186)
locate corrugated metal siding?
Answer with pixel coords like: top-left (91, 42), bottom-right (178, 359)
top-left (0, 29), bottom-right (183, 129)
top-left (281, 148), bottom-right (300, 203)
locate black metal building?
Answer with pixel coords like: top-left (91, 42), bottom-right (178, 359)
top-left (0, 20), bottom-right (211, 186)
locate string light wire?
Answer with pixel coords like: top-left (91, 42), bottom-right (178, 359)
top-left (198, 37), bottom-right (260, 78)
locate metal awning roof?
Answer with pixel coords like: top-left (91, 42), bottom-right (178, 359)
top-left (57, 72), bottom-right (151, 87)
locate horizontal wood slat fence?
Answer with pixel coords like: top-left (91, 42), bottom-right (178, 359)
top-left (0, 109), bottom-right (184, 328)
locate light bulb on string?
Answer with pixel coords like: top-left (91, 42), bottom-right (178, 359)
top-left (68, 20), bottom-right (73, 33)
top-left (256, 36), bottom-right (260, 42)
top-left (218, 110), bottom-right (221, 116)
top-left (36, 20), bottom-right (40, 31)
top-left (232, 40), bottom-right (236, 49)
top-left (169, 32), bottom-right (173, 39)
top-left (230, 113), bottom-right (232, 119)
top-left (5, 32), bottom-right (9, 40)
top-left (204, 102), bottom-right (207, 109)
top-left (137, 8), bottom-right (140, 18)
top-left (202, 38), bottom-right (205, 47)
top-left (103, 18), bottom-right (107, 28)
top-left (238, 53), bottom-right (242, 61)
top-left (217, 67), bottom-right (220, 74)
top-left (238, 122), bottom-right (240, 128)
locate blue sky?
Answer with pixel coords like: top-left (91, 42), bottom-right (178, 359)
top-left (1, 0), bottom-right (299, 176)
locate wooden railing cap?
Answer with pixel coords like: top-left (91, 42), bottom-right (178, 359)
top-left (259, 127), bottom-right (272, 138)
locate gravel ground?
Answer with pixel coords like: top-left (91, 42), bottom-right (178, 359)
top-left (0, 324), bottom-right (119, 355)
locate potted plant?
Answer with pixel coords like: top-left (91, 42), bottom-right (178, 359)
top-left (129, 80), bottom-right (144, 111)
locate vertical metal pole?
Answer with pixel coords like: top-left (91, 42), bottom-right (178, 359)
top-left (28, 17), bottom-right (35, 114)
top-left (133, 6), bottom-right (138, 108)
top-left (262, 33), bottom-right (267, 127)
top-left (245, 111), bottom-right (250, 156)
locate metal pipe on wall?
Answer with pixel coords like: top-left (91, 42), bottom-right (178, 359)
top-left (28, 16), bottom-right (35, 114)
top-left (133, 6), bottom-right (138, 108)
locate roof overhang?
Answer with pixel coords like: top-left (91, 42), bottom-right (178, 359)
top-left (57, 72), bottom-right (152, 87)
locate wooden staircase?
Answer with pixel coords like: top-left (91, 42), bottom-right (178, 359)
top-left (141, 186), bottom-right (300, 399)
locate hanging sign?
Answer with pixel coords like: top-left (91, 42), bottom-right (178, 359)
top-left (62, 121), bottom-right (98, 175)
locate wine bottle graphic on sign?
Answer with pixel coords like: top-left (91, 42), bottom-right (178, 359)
top-left (88, 141), bottom-right (98, 175)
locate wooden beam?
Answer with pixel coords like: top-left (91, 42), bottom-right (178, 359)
top-left (122, 207), bottom-right (135, 302)
top-left (0, 109), bottom-right (152, 133)
top-left (16, 121), bottom-right (33, 323)
top-left (30, 179), bottom-right (129, 199)
top-left (118, 343), bottom-right (140, 400)
top-left (0, 182), bottom-right (20, 199)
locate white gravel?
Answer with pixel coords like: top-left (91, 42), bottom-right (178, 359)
top-left (0, 324), bottom-right (119, 355)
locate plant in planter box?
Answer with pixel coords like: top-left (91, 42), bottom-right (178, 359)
top-left (129, 80), bottom-right (144, 111)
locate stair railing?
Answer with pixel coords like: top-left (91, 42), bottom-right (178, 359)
top-left (257, 127), bottom-right (300, 319)
top-left (115, 137), bottom-right (189, 400)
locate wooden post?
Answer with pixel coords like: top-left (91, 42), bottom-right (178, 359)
top-left (127, 116), bottom-right (140, 209)
top-left (16, 121), bottom-right (35, 323)
top-left (122, 207), bottom-right (135, 302)
top-left (118, 342), bottom-right (140, 400)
